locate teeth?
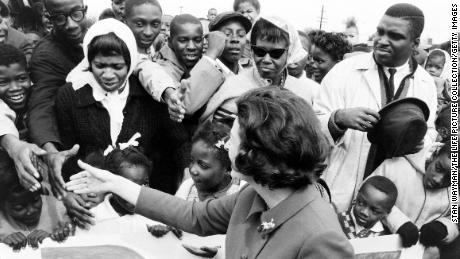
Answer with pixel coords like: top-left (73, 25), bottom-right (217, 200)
top-left (8, 94), bottom-right (24, 101)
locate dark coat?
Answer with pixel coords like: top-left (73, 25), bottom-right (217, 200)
top-left (27, 32), bottom-right (84, 147)
top-left (55, 76), bottom-right (187, 194)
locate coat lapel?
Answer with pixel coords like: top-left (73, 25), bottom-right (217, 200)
top-left (361, 54), bottom-right (382, 109)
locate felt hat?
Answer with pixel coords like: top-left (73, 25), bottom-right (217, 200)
top-left (209, 11), bottom-right (252, 33)
top-left (367, 97), bottom-right (429, 157)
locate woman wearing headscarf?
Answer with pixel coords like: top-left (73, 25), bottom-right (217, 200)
top-left (198, 15), bottom-right (319, 126)
top-left (55, 18), bottom-right (183, 191)
top-left (66, 87), bottom-right (354, 259)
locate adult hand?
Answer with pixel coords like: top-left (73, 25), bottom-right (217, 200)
top-left (3, 232), bottom-right (28, 251)
top-left (182, 244), bottom-right (220, 258)
top-left (419, 221), bottom-right (447, 247)
top-left (396, 221), bottom-right (419, 247)
top-left (62, 192), bottom-right (95, 229)
top-left (163, 86), bottom-right (186, 123)
top-left (66, 160), bottom-right (119, 194)
top-left (205, 31), bottom-right (226, 59)
top-left (27, 229), bottom-right (50, 248)
top-left (335, 107), bottom-right (380, 132)
top-left (50, 221), bottom-right (74, 242)
top-left (45, 144), bottom-right (80, 199)
top-left (2, 135), bottom-right (47, 192)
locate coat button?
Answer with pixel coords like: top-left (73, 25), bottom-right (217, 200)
top-left (240, 254), bottom-right (248, 259)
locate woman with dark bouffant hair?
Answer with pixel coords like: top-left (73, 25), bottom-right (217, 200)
top-left (66, 87), bottom-right (354, 259)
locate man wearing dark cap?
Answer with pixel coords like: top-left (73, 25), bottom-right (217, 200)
top-left (314, 3), bottom-right (437, 215)
top-left (182, 11), bottom-right (253, 115)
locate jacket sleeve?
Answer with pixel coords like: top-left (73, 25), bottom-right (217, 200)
top-left (135, 58), bottom-right (177, 102)
top-left (27, 49), bottom-right (66, 147)
top-left (54, 85), bottom-right (77, 150)
top-left (183, 57), bottom-right (226, 115)
top-left (135, 186), bottom-right (237, 236)
top-left (297, 230), bottom-right (355, 259)
top-left (0, 101), bottom-right (19, 138)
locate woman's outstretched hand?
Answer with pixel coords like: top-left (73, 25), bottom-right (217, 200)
top-left (65, 160), bottom-right (117, 194)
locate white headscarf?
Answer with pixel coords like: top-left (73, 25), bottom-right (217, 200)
top-left (66, 18), bottom-right (138, 90)
top-left (66, 18), bottom-right (138, 145)
top-left (258, 15), bottom-right (307, 64)
top-left (424, 48), bottom-right (451, 82)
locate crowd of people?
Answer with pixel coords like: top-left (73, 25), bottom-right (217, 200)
top-left (0, 0), bottom-right (455, 258)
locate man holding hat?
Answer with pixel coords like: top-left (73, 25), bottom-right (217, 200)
top-left (314, 3), bottom-right (437, 213)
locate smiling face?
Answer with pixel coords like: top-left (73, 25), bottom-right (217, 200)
top-left (46, 0), bottom-right (87, 45)
top-left (0, 63), bottom-right (31, 112)
top-left (253, 38), bottom-right (288, 82)
top-left (113, 162), bottom-right (149, 214)
top-left (90, 53), bottom-right (128, 92)
top-left (169, 22), bottom-right (203, 70)
top-left (219, 20), bottom-right (247, 65)
top-left (373, 15), bottom-right (418, 67)
top-left (126, 3), bottom-right (162, 50)
top-left (353, 184), bottom-right (391, 229)
top-left (3, 189), bottom-right (42, 227)
top-left (310, 44), bottom-right (338, 83)
top-left (424, 152), bottom-right (450, 189)
top-left (425, 55), bottom-right (445, 77)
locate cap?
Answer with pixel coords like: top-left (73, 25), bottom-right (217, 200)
top-left (209, 11), bottom-right (252, 33)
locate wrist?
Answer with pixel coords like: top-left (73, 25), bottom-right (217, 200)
top-left (334, 109), bottom-right (347, 130)
top-left (0, 134), bottom-right (19, 153)
top-left (43, 142), bottom-right (58, 153)
top-left (161, 87), bottom-right (174, 103)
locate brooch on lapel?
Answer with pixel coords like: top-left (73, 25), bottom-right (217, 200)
top-left (257, 218), bottom-right (276, 238)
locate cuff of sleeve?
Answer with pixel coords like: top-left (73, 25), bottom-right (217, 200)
top-left (328, 110), bottom-right (347, 139)
top-left (437, 218), bottom-right (459, 243)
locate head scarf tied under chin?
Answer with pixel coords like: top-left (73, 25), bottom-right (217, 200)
top-left (66, 18), bottom-right (138, 90)
top-left (258, 15), bottom-right (307, 64)
top-left (424, 48), bottom-right (451, 82)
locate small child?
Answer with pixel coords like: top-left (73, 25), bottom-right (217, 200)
top-left (424, 49), bottom-right (451, 111)
top-left (338, 176), bottom-right (397, 239)
top-left (0, 151), bottom-right (71, 251)
top-left (76, 136), bottom-right (155, 235)
top-left (175, 121), bottom-right (245, 202)
top-left (373, 143), bottom-right (457, 250)
top-left (0, 43), bottom-right (32, 140)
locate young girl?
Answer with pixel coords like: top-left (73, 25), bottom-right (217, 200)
top-left (424, 49), bottom-right (451, 110)
top-left (76, 134), bottom-right (154, 235)
top-left (0, 151), bottom-right (71, 251)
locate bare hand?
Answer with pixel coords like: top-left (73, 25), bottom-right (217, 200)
top-left (205, 31), bottom-right (226, 59)
top-left (182, 244), bottom-right (220, 258)
top-left (3, 232), bottom-right (28, 251)
top-left (27, 229), bottom-right (50, 248)
top-left (50, 221), bottom-right (74, 242)
top-left (335, 107), bottom-right (380, 132)
top-left (163, 86), bottom-right (186, 122)
top-left (3, 136), bottom-right (47, 192)
top-left (66, 160), bottom-right (118, 194)
top-left (62, 192), bottom-right (95, 229)
top-left (45, 144), bottom-right (80, 199)
top-left (147, 224), bottom-right (171, 238)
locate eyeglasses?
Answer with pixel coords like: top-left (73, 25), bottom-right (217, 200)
top-left (251, 45), bottom-right (288, 59)
top-left (49, 7), bottom-right (87, 26)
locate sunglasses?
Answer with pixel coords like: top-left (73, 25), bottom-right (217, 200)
top-left (49, 7), bottom-right (87, 26)
top-left (251, 45), bottom-right (288, 59)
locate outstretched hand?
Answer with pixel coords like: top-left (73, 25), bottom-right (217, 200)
top-left (66, 160), bottom-right (117, 194)
top-left (163, 84), bottom-right (187, 123)
top-left (45, 144), bottom-right (80, 199)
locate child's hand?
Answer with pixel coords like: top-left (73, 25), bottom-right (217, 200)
top-left (27, 230), bottom-right (50, 248)
top-left (62, 192), bottom-right (95, 229)
top-left (420, 221), bottom-right (448, 247)
top-left (147, 224), bottom-right (171, 238)
top-left (3, 232), bottom-right (28, 251)
top-left (169, 226), bottom-right (183, 239)
top-left (51, 221), bottom-right (74, 242)
top-left (396, 221), bottom-right (419, 247)
top-left (182, 244), bottom-right (220, 258)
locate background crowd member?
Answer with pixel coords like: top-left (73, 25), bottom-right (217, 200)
top-left (314, 3), bottom-right (437, 212)
top-left (424, 49), bottom-right (451, 110)
top-left (66, 88), bottom-right (354, 259)
top-left (344, 16), bottom-right (359, 46)
top-left (199, 16), bottom-right (319, 125)
top-left (309, 30), bottom-right (351, 83)
top-left (206, 7), bottom-right (217, 22)
top-left (111, 0), bottom-right (125, 22)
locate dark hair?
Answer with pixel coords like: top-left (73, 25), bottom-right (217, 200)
top-left (169, 14), bottom-right (202, 40)
top-left (234, 87), bottom-right (330, 190)
top-left (311, 31), bottom-right (352, 61)
top-left (427, 142), bottom-right (451, 186)
top-left (125, 0), bottom-right (162, 17)
top-left (87, 32), bottom-right (131, 71)
top-left (233, 0), bottom-right (260, 12)
top-left (250, 18), bottom-right (289, 46)
top-left (427, 49), bottom-right (446, 64)
top-left (361, 176), bottom-right (398, 212)
top-left (436, 104), bottom-right (450, 129)
top-left (99, 8), bottom-right (116, 20)
top-left (0, 151), bottom-right (26, 202)
top-left (0, 44), bottom-right (28, 69)
top-left (85, 146), bottom-right (152, 178)
top-left (192, 121), bottom-right (231, 172)
top-left (0, 0), bottom-right (9, 17)
top-left (384, 3), bottom-right (424, 39)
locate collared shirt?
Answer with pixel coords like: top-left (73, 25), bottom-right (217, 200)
top-left (90, 74), bottom-right (130, 146)
top-left (176, 177), bottom-right (245, 202)
top-left (338, 206), bottom-right (386, 239)
top-left (383, 60), bottom-right (410, 94)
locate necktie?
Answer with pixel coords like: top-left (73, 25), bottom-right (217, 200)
top-left (387, 68), bottom-right (397, 102)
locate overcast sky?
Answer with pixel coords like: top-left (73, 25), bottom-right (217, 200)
top-left (86, 0), bottom-right (451, 44)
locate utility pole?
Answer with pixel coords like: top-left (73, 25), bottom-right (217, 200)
top-left (179, 6), bottom-right (183, 14)
top-left (319, 5), bottom-right (325, 30)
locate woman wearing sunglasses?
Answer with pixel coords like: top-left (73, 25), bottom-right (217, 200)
top-left (198, 15), bottom-right (319, 126)
top-left (66, 87), bottom-right (354, 259)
